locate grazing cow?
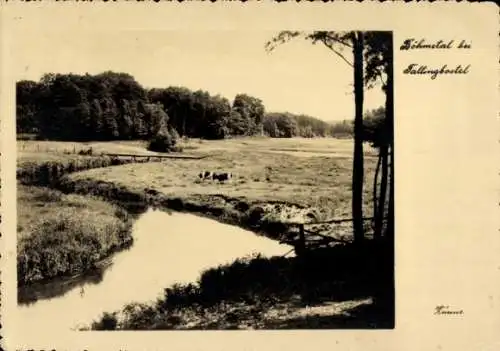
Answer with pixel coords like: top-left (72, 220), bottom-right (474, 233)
top-left (145, 188), bottom-right (159, 196)
top-left (198, 170), bottom-right (213, 181)
top-left (78, 147), bottom-right (93, 156)
top-left (213, 172), bottom-right (232, 182)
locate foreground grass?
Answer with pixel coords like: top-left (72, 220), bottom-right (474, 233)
top-left (91, 242), bottom-right (393, 330)
top-left (17, 185), bottom-right (133, 286)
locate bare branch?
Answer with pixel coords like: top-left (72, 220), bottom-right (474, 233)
top-left (323, 43), bottom-right (353, 67)
top-left (378, 74), bottom-right (386, 88)
top-left (329, 36), bottom-right (353, 48)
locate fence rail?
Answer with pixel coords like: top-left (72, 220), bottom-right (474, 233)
top-left (102, 153), bottom-right (208, 160)
top-left (288, 216), bottom-right (376, 226)
top-left (281, 216), bottom-right (390, 256)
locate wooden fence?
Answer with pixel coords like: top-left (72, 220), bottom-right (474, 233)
top-left (280, 217), bottom-right (382, 256)
top-left (101, 153), bottom-right (208, 161)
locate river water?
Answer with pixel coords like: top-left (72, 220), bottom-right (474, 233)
top-left (17, 208), bottom-right (292, 332)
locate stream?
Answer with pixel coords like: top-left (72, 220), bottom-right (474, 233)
top-left (17, 208), bottom-right (293, 332)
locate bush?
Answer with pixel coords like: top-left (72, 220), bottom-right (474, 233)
top-left (147, 130), bottom-right (178, 153)
top-left (92, 312), bottom-right (118, 330)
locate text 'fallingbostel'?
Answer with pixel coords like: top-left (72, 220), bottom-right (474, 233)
top-left (400, 38), bottom-right (472, 80)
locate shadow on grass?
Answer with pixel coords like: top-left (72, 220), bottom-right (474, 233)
top-left (168, 240), bottom-right (392, 306)
top-left (95, 239), bottom-right (394, 330)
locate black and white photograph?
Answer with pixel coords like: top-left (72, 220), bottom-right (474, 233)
top-left (1, 4), bottom-right (499, 351)
top-left (14, 29), bottom-right (394, 331)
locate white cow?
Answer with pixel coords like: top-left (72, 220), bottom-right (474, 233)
top-left (198, 170), bottom-right (213, 181)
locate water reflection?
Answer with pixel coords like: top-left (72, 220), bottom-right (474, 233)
top-left (18, 265), bottom-right (106, 306)
top-left (17, 208), bottom-right (292, 332)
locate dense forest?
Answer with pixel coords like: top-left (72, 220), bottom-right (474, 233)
top-left (17, 71), bottom-right (381, 143)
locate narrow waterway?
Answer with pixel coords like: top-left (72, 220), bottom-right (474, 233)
top-left (17, 208), bottom-right (293, 332)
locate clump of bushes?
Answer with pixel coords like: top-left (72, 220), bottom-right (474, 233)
top-left (147, 129), bottom-right (182, 153)
top-left (91, 312), bottom-right (119, 330)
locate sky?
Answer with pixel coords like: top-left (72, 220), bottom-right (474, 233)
top-left (12, 30), bottom-right (385, 122)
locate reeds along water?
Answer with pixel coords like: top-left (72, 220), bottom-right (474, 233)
top-left (17, 202), bottom-right (134, 287)
top-left (17, 156), bottom-right (160, 186)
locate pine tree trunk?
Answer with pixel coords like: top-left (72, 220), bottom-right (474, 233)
top-left (352, 31), bottom-right (365, 244)
top-left (382, 35), bottom-right (395, 324)
top-left (386, 46), bottom-right (394, 247)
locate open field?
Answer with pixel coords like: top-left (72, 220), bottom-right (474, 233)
top-left (63, 137), bottom-right (378, 223)
top-left (18, 137), bottom-right (377, 162)
top-left (18, 139), bottom-right (155, 159)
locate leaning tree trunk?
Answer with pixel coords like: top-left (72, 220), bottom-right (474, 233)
top-left (352, 31), bottom-right (365, 244)
top-left (374, 117), bottom-right (389, 239)
top-left (374, 145), bottom-right (388, 240)
top-left (373, 150), bottom-right (382, 225)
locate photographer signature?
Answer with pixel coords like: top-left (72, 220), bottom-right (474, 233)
top-left (434, 305), bottom-right (464, 315)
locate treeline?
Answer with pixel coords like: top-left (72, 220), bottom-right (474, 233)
top-left (263, 112), bottom-right (353, 138)
top-left (17, 71), bottom-right (369, 142)
top-left (17, 72), bottom-right (169, 141)
top-left (17, 72), bottom-right (260, 141)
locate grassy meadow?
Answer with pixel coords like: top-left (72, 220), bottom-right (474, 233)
top-left (62, 137), bottom-right (379, 230)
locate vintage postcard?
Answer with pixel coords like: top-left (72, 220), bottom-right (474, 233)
top-left (0, 2), bottom-right (498, 351)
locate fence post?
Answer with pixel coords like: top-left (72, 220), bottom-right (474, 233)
top-left (296, 223), bottom-right (306, 257)
top-left (297, 223), bottom-right (312, 303)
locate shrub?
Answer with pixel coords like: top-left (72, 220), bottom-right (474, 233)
top-left (147, 129), bottom-right (179, 153)
top-left (92, 312), bottom-right (118, 330)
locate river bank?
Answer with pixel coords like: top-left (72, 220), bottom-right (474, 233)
top-left (17, 185), bottom-right (134, 289)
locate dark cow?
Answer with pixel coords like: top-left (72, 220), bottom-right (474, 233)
top-left (213, 172), bottom-right (232, 182)
top-left (145, 188), bottom-right (160, 196)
